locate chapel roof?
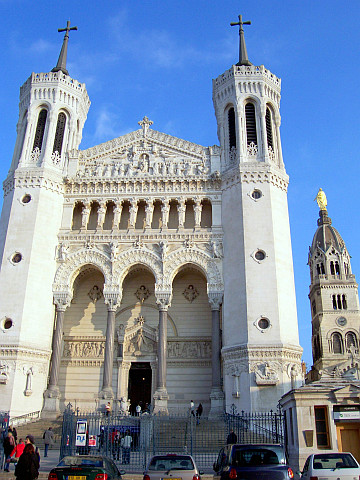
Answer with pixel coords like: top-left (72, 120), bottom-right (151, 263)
top-left (310, 209), bottom-right (346, 254)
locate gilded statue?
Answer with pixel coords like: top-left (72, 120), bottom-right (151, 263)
top-left (315, 188), bottom-right (327, 211)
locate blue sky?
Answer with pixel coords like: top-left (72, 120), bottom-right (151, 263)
top-left (1, 0), bottom-right (359, 367)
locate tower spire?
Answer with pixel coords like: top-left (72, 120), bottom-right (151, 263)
top-left (51, 20), bottom-right (78, 76)
top-left (230, 14), bottom-right (252, 66)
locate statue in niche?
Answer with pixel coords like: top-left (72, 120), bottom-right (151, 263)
top-left (57, 242), bottom-right (69, 261)
top-left (24, 367), bottom-right (33, 396)
top-left (110, 242), bottom-right (118, 261)
top-left (159, 240), bottom-right (168, 260)
top-left (88, 285), bottom-right (103, 303)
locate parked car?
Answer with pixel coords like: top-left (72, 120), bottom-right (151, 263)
top-left (48, 455), bottom-right (125, 480)
top-left (213, 444), bottom-right (294, 479)
top-left (143, 453), bottom-right (203, 480)
top-left (299, 452), bottom-right (360, 479)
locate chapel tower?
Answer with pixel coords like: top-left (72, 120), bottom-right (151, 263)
top-left (307, 190), bottom-right (360, 381)
top-left (214, 16), bottom-right (303, 411)
top-left (0, 23), bottom-right (90, 415)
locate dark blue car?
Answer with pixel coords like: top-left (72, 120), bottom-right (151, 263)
top-left (213, 444), bottom-right (294, 480)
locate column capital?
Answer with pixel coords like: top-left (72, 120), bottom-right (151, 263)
top-left (103, 285), bottom-right (122, 311)
top-left (155, 285), bottom-right (172, 310)
top-left (208, 291), bottom-right (223, 310)
top-left (53, 292), bottom-right (72, 311)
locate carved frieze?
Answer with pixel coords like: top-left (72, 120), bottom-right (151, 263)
top-left (63, 340), bottom-right (105, 358)
top-left (167, 340), bottom-right (211, 359)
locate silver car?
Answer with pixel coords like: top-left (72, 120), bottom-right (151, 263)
top-left (143, 454), bottom-right (203, 480)
top-left (300, 452), bottom-right (360, 479)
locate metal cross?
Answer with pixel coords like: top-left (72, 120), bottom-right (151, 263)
top-left (58, 20), bottom-right (78, 39)
top-left (230, 14), bottom-right (251, 33)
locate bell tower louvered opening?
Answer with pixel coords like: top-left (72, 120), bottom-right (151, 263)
top-left (245, 103), bottom-right (257, 146)
top-left (32, 109), bottom-right (47, 151)
top-left (228, 107), bottom-right (236, 149)
top-left (266, 107), bottom-right (273, 149)
top-left (53, 112), bottom-right (67, 155)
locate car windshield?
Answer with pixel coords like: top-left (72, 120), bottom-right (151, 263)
top-left (57, 457), bottom-right (103, 467)
top-left (148, 456), bottom-right (194, 471)
top-left (231, 446), bottom-right (286, 466)
top-left (313, 453), bottom-right (358, 469)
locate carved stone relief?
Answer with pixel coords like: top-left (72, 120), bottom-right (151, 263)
top-left (0, 362), bottom-right (9, 384)
top-left (88, 285), bottom-right (103, 303)
top-left (135, 285), bottom-right (151, 303)
top-left (253, 362), bottom-right (280, 386)
top-left (167, 341), bottom-right (211, 358)
top-left (183, 285), bottom-right (199, 303)
top-left (125, 327), bottom-right (155, 356)
top-left (63, 341), bottom-right (105, 358)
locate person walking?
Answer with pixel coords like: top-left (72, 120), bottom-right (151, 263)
top-left (43, 427), bottom-right (54, 457)
top-left (120, 430), bottom-right (132, 465)
top-left (226, 429), bottom-right (237, 444)
top-left (196, 403), bottom-right (203, 425)
top-left (190, 400), bottom-right (195, 417)
top-left (105, 402), bottom-right (111, 417)
top-left (15, 443), bottom-right (39, 480)
top-left (3, 431), bottom-right (15, 472)
top-left (12, 438), bottom-right (25, 466)
top-left (25, 435), bottom-right (40, 465)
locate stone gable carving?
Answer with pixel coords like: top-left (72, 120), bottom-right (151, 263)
top-left (53, 248), bottom-right (112, 289)
top-left (123, 320), bottom-right (157, 357)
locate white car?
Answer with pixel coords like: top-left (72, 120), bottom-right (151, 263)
top-left (143, 454), bottom-right (203, 480)
top-left (300, 452), bottom-right (360, 479)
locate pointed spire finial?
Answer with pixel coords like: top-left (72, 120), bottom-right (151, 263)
top-left (52, 20), bottom-right (78, 76)
top-left (230, 14), bottom-right (252, 66)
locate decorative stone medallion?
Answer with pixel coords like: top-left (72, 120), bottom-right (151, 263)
top-left (88, 285), bottom-right (103, 303)
top-left (183, 285), bottom-right (199, 303)
top-left (135, 285), bottom-right (151, 303)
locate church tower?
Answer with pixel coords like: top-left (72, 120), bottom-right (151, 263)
top-left (307, 190), bottom-right (360, 381)
top-left (0, 23), bottom-right (90, 415)
top-left (214, 16), bottom-right (303, 411)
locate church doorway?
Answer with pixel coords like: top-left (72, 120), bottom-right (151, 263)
top-left (128, 362), bottom-right (152, 415)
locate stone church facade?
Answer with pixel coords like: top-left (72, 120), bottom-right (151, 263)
top-left (0, 19), bottom-right (302, 417)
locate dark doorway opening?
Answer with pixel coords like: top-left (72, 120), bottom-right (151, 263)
top-left (128, 362), bottom-right (152, 415)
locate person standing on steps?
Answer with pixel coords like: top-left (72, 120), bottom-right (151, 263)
top-left (196, 403), bottom-right (203, 425)
top-left (3, 431), bottom-right (15, 472)
top-left (43, 427), bottom-right (54, 457)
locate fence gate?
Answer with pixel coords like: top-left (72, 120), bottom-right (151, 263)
top-left (60, 406), bottom-right (285, 472)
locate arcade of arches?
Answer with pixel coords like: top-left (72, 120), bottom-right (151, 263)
top-left (55, 263), bottom-right (221, 413)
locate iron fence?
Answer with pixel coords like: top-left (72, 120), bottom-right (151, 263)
top-left (60, 405), bottom-right (285, 472)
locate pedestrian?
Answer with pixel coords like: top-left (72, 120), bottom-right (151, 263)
top-left (15, 443), bottom-right (39, 480)
top-left (9, 426), bottom-right (17, 443)
top-left (3, 431), bottom-right (15, 472)
top-left (120, 430), bottom-right (132, 464)
top-left (226, 429), bottom-right (237, 444)
top-left (43, 427), bottom-right (54, 457)
top-left (190, 400), bottom-right (195, 416)
top-left (12, 438), bottom-right (25, 466)
top-left (135, 404), bottom-right (141, 416)
top-left (25, 435), bottom-right (40, 466)
top-left (105, 402), bottom-right (111, 417)
top-left (196, 403), bottom-right (203, 425)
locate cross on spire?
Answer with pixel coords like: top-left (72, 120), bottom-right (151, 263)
top-left (52, 20), bottom-right (78, 76)
top-left (230, 14), bottom-right (252, 67)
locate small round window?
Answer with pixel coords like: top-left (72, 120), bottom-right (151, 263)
top-left (337, 316), bottom-right (347, 327)
top-left (255, 250), bottom-right (266, 261)
top-left (258, 317), bottom-right (270, 330)
top-left (251, 189), bottom-right (262, 200)
top-left (21, 194), bottom-right (32, 204)
top-left (12, 253), bottom-right (22, 264)
top-left (3, 318), bottom-right (13, 330)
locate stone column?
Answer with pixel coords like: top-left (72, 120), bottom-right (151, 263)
top-left (260, 106), bottom-right (268, 159)
top-left (275, 117), bottom-right (283, 167)
top-left (112, 201), bottom-right (123, 230)
top-left (96, 201), bottom-right (107, 231)
top-left (194, 198), bottom-right (203, 229)
top-left (177, 198), bottom-right (186, 229)
top-left (144, 199), bottom-right (154, 229)
top-left (153, 291), bottom-right (172, 414)
top-left (42, 293), bottom-right (72, 418)
top-left (128, 199), bottom-right (138, 229)
top-left (160, 198), bottom-right (170, 229)
top-left (99, 291), bottom-right (121, 399)
top-left (80, 202), bottom-right (91, 230)
top-left (208, 292), bottom-right (225, 418)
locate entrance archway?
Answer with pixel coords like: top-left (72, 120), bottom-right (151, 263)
top-left (128, 362), bottom-right (152, 414)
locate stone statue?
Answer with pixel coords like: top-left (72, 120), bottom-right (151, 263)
top-left (57, 242), bottom-right (69, 261)
top-left (315, 188), bottom-right (327, 211)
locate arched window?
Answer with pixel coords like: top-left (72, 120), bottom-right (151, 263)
top-left (53, 112), bottom-right (66, 154)
top-left (32, 109), bottom-right (47, 151)
top-left (228, 107), bottom-right (236, 149)
top-left (265, 107), bottom-right (273, 149)
top-left (332, 332), bottom-right (343, 354)
top-left (342, 294), bottom-right (347, 310)
top-left (245, 103), bottom-right (257, 147)
top-left (346, 332), bottom-right (357, 351)
top-left (335, 261), bottom-right (340, 275)
top-left (330, 261), bottom-right (335, 275)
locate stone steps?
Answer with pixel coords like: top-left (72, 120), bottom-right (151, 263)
top-left (13, 418), bottom-right (63, 448)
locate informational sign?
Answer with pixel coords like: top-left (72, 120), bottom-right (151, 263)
top-left (89, 435), bottom-right (97, 447)
top-left (333, 405), bottom-right (360, 420)
top-left (75, 419), bottom-right (88, 446)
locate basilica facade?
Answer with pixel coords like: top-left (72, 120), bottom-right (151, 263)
top-left (0, 20), bottom-right (303, 417)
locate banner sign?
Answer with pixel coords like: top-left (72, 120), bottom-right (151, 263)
top-left (75, 419), bottom-right (88, 446)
